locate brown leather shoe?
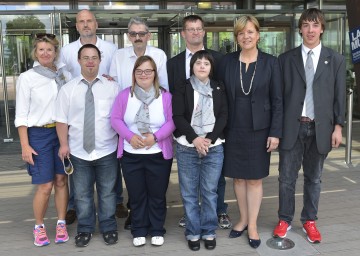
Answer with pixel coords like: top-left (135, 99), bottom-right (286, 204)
top-left (65, 209), bottom-right (77, 225)
top-left (115, 203), bottom-right (128, 218)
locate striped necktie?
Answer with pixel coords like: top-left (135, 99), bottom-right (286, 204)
top-left (82, 78), bottom-right (99, 154)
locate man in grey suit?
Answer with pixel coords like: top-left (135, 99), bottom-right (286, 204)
top-left (167, 15), bottom-right (232, 229)
top-left (273, 8), bottom-right (346, 244)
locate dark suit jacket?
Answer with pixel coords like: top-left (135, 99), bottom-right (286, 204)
top-left (279, 45), bottom-right (346, 154)
top-left (167, 49), bottom-right (223, 94)
top-left (218, 50), bottom-right (283, 138)
top-left (172, 78), bottom-right (228, 144)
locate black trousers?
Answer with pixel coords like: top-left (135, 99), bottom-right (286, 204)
top-left (121, 151), bottom-right (172, 237)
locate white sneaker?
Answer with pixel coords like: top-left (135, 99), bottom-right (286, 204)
top-left (133, 237), bottom-right (146, 247)
top-left (151, 236), bottom-right (164, 246)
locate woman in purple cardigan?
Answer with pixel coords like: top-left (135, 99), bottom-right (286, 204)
top-left (110, 56), bottom-right (175, 247)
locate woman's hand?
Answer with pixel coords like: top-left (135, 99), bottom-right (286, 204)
top-left (142, 133), bottom-right (156, 150)
top-left (267, 137), bottom-right (279, 152)
top-left (58, 144), bottom-right (70, 161)
top-left (130, 134), bottom-right (145, 149)
top-left (21, 144), bottom-right (38, 166)
top-left (193, 137), bottom-right (211, 156)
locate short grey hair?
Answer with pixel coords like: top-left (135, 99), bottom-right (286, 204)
top-left (128, 17), bottom-right (149, 32)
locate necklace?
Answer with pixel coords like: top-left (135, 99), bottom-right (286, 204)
top-left (239, 51), bottom-right (258, 96)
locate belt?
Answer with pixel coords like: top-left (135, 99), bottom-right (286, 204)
top-left (300, 117), bottom-right (314, 123)
top-left (37, 123), bottom-right (56, 128)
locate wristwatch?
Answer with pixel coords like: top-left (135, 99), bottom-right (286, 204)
top-left (153, 133), bottom-right (158, 142)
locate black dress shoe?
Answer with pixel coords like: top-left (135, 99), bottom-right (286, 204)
top-left (248, 236), bottom-right (261, 248)
top-left (115, 203), bottom-right (128, 218)
top-left (124, 211), bottom-right (131, 230)
top-left (204, 238), bottom-right (216, 250)
top-left (103, 230), bottom-right (118, 245)
top-left (75, 232), bottom-right (92, 247)
top-left (188, 240), bottom-right (200, 251)
top-left (229, 225), bottom-right (248, 238)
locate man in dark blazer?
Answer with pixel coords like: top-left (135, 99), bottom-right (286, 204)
top-left (167, 14), bottom-right (232, 229)
top-left (273, 8), bottom-right (346, 244)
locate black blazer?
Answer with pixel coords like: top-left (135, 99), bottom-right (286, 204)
top-left (279, 45), bottom-right (346, 154)
top-left (172, 78), bottom-right (228, 144)
top-left (167, 49), bottom-right (223, 94)
top-left (218, 50), bottom-right (283, 138)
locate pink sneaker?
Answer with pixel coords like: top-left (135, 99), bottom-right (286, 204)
top-left (33, 226), bottom-right (50, 247)
top-left (55, 223), bottom-right (69, 244)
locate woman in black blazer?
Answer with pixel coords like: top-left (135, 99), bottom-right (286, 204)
top-left (218, 15), bottom-right (282, 248)
top-left (172, 50), bottom-right (228, 251)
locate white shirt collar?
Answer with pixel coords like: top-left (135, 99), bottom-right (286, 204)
top-left (302, 42), bottom-right (322, 58)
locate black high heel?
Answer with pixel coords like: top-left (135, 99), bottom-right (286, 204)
top-left (248, 236), bottom-right (261, 248)
top-left (229, 225), bottom-right (248, 238)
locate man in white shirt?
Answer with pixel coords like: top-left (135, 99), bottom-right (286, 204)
top-left (109, 16), bottom-right (169, 91)
top-left (55, 44), bottom-right (119, 247)
top-left (59, 9), bottom-right (128, 224)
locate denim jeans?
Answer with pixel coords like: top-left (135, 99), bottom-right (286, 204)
top-left (217, 174), bottom-right (228, 214)
top-left (176, 143), bottom-right (224, 240)
top-left (71, 151), bottom-right (118, 233)
top-left (278, 122), bottom-right (327, 224)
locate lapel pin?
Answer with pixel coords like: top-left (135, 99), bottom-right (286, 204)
top-left (324, 61), bottom-right (328, 64)
top-left (217, 87), bottom-right (220, 90)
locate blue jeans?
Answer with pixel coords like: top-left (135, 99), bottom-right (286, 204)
top-left (278, 122), bottom-right (327, 224)
top-left (217, 173), bottom-right (228, 214)
top-left (71, 151), bottom-right (118, 233)
top-left (176, 143), bottom-right (224, 240)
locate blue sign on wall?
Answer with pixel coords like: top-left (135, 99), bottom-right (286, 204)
top-left (349, 26), bottom-right (360, 64)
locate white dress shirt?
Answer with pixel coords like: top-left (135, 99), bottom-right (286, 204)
top-left (109, 45), bottom-right (169, 91)
top-left (59, 36), bottom-right (117, 78)
top-left (14, 61), bottom-right (68, 128)
top-left (54, 76), bottom-right (120, 161)
top-left (301, 42), bottom-right (321, 118)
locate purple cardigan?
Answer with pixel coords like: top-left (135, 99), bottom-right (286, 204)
top-left (110, 87), bottom-right (175, 159)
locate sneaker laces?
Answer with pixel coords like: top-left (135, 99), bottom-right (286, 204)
top-left (34, 227), bottom-right (48, 239)
top-left (56, 224), bottom-right (67, 237)
top-left (305, 222), bottom-right (320, 234)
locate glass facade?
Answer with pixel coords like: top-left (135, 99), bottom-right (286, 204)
top-left (0, 0), bottom-right (355, 142)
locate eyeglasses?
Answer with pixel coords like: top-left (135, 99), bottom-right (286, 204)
top-left (135, 69), bottom-right (154, 75)
top-left (128, 31), bottom-right (149, 38)
top-left (185, 28), bottom-right (204, 33)
top-left (35, 33), bottom-right (56, 40)
top-left (62, 156), bottom-right (74, 175)
top-left (81, 56), bottom-right (100, 61)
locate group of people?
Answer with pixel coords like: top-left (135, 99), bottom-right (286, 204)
top-left (15, 7), bottom-right (345, 251)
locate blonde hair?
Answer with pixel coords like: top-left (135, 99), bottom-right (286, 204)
top-left (131, 55), bottom-right (161, 98)
top-left (31, 35), bottom-right (60, 62)
top-left (233, 15), bottom-right (260, 38)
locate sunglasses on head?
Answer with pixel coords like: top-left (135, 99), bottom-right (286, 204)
top-left (35, 33), bottom-right (56, 40)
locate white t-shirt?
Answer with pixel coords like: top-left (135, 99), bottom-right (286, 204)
top-left (109, 45), bottom-right (169, 91)
top-left (54, 76), bottom-right (120, 161)
top-left (59, 36), bottom-right (117, 79)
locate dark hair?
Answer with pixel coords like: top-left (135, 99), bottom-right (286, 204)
top-left (298, 8), bottom-right (325, 39)
top-left (77, 44), bottom-right (101, 60)
top-left (189, 50), bottom-right (215, 79)
top-left (131, 55), bottom-right (161, 98)
top-left (182, 15), bottom-right (204, 30)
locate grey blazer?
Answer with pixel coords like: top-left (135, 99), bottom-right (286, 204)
top-left (279, 45), bottom-right (346, 154)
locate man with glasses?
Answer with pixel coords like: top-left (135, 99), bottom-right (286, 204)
top-left (109, 16), bottom-right (169, 91)
top-left (55, 44), bottom-right (120, 247)
top-left (167, 14), bottom-right (232, 230)
top-left (59, 9), bottom-right (128, 226)
top-left (109, 17), bottom-right (169, 230)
